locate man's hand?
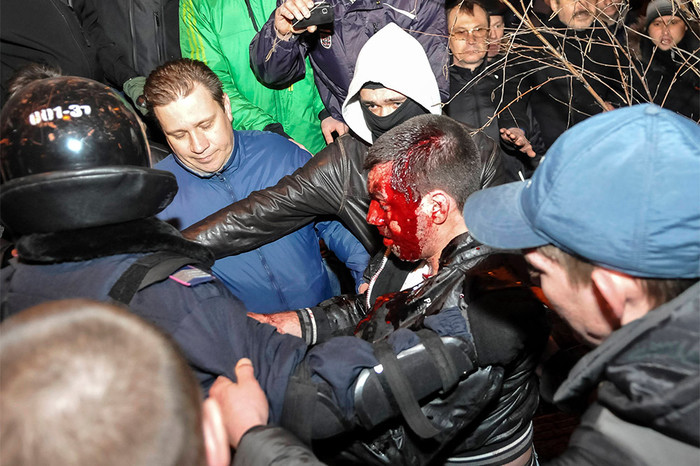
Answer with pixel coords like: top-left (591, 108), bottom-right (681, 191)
top-left (275, 0), bottom-right (319, 38)
top-left (500, 127), bottom-right (536, 158)
top-left (208, 359), bottom-right (269, 449)
top-left (248, 311), bottom-right (303, 338)
top-left (321, 116), bottom-right (349, 144)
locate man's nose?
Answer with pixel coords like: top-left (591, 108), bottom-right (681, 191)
top-left (190, 131), bottom-right (209, 154)
top-left (366, 201), bottom-right (386, 226)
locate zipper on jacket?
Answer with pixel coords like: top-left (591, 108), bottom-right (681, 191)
top-left (128, 0), bottom-right (138, 69)
top-left (154, 11), bottom-right (164, 64)
top-left (365, 249), bottom-right (390, 309)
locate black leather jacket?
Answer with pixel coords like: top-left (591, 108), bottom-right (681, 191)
top-left (307, 233), bottom-right (549, 464)
top-left (182, 128), bottom-right (505, 258)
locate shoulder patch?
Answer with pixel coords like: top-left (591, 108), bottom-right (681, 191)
top-left (169, 266), bottom-right (215, 286)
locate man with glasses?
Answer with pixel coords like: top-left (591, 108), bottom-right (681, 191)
top-left (445, 0), bottom-right (532, 181)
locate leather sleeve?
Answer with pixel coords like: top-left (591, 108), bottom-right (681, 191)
top-left (298, 293), bottom-right (368, 345)
top-left (234, 425), bottom-right (324, 466)
top-left (181, 142), bottom-right (351, 259)
top-left (471, 129), bottom-right (507, 188)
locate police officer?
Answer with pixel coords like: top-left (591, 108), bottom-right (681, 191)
top-left (0, 76), bottom-right (307, 419)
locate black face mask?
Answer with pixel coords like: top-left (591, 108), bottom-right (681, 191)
top-left (360, 96), bottom-right (429, 141)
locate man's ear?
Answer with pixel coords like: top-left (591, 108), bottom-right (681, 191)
top-left (202, 398), bottom-right (230, 466)
top-left (591, 268), bottom-right (649, 325)
top-left (223, 94), bottom-right (233, 123)
top-left (426, 191), bottom-right (451, 225)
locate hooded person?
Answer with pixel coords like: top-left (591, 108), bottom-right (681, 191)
top-left (341, 23), bottom-right (442, 144)
top-left (180, 23), bottom-right (504, 259)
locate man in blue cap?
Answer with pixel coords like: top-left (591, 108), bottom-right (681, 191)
top-left (463, 104), bottom-right (700, 464)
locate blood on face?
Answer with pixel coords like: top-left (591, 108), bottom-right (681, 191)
top-left (366, 162), bottom-right (427, 261)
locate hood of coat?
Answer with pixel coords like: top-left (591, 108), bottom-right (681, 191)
top-left (342, 23), bottom-right (443, 144)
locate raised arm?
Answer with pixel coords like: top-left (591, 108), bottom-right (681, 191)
top-left (182, 136), bottom-right (378, 258)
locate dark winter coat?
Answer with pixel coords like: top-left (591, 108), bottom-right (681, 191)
top-left (546, 282), bottom-right (700, 465)
top-left (498, 15), bottom-right (625, 155)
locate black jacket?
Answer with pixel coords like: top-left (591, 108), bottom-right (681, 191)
top-left (446, 59), bottom-right (541, 180)
top-left (498, 15), bottom-right (624, 154)
top-left (304, 233), bottom-right (549, 464)
top-left (1, 0), bottom-right (103, 105)
top-left (546, 282), bottom-right (700, 465)
top-left (235, 426), bottom-right (324, 466)
top-left (183, 128), bottom-right (505, 257)
top-left (629, 34), bottom-right (699, 121)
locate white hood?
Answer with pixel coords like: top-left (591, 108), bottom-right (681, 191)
top-left (341, 23), bottom-right (443, 144)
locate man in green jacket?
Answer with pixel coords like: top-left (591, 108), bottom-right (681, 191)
top-left (180, 0), bottom-right (326, 153)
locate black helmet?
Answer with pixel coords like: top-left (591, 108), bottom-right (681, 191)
top-left (0, 76), bottom-right (177, 235)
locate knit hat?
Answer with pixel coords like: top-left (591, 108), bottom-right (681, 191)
top-left (645, 0), bottom-right (686, 28)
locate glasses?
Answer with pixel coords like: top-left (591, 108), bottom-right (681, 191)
top-left (450, 27), bottom-right (490, 41)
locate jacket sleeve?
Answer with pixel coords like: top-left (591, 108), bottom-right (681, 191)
top-left (71, 0), bottom-right (138, 87)
top-left (471, 128), bottom-right (507, 188)
top-left (179, 0), bottom-right (280, 132)
top-left (249, 5), bottom-right (310, 89)
top-left (315, 220), bottom-right (370, 289)
top-left (181, 142), bottom-right (351, 258)
top-left (234, 426), bottom-right (324, 466)
top-left (497, 52), bottom-right (534, 133)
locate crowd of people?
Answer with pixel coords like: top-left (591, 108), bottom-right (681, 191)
top-left (1, 0), bottom-right (699, 465)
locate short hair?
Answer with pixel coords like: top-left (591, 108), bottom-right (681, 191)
top-left (0, 299), bottom-right (205, 466)
top-left (144, 58), bottom-right (225, 111)
top-left (364, 114), bottom-right (482, 209)
top-left (6, 63), bottom-right (62, 100)
top-left (537, 244), bottom-right (697, 307)
top-left (447, 0), bottom-right (491, 21)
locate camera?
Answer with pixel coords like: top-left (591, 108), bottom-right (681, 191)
top-left (293, 2), bottom-right (334, 29)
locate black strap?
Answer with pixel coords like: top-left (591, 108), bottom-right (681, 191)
top-left (244, 0), bottom-right (259, 32)
top-left (417, 329), bottom-right (460, 394)
top-left (373, 340), bottom-right (441, 438)
top-left (108, 252), bottom-right (198, 305)
top-left (281, 360), bottom-right (316, 445)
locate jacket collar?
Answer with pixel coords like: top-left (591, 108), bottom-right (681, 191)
top-left (439, 232), bottom-right (492, 270)
top-left (553, 281), bottom-right (700, 410)
top-left (15, 217), bottom-right (214, 266)
top-left (172, 131), bottom-right (240, 179)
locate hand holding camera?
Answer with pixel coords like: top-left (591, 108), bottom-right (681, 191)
top-left (275, 0), bottom-right (334, 38)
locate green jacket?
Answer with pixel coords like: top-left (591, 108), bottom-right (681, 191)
top-left (180, 0), bottom-right (326, 153)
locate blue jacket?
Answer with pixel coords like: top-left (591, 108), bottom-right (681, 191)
top-left (156, 130), bottom-right (368, 313)
top-left (1, 251), bottom-right (307, 423)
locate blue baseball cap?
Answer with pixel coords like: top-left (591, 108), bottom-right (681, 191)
top-left (463, 104), bottom-right (700, 278)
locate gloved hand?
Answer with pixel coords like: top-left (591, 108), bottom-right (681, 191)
top-left (123, 76), bottom-right (148, 115)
